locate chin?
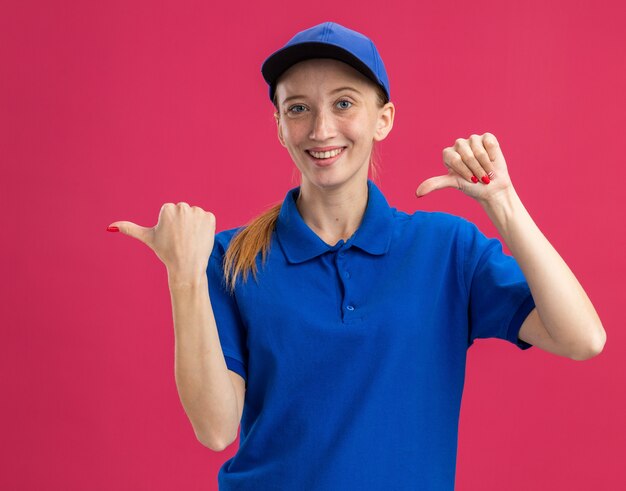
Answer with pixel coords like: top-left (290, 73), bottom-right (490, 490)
top-left (304, 167), bottom-right (367, 191)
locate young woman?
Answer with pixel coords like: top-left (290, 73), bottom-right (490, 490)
top-left (107, 21), bottom-right (605, 491)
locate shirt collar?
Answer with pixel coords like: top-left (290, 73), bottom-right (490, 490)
top-left (275, 179), bottom-right (394, 264)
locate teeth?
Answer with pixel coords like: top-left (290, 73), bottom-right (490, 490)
top-left (309, 148), bottom-right (343, 159)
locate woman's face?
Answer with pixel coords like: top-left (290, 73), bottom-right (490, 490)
top-left (274, 58), bottom-right (394, 190)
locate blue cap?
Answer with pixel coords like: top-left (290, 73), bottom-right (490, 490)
top-left (261, 21), bottom-right (390, 104)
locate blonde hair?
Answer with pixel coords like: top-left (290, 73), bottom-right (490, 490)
top-left (223, 83), bottom-right (389, 294)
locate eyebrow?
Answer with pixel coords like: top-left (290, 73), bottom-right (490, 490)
top-left (281, 86), bottom-right (363, 104)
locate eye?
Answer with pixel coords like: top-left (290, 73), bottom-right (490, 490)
top-left (288, 104), bottom-right (306, 114)
top-left (336, 99), bottom-right (352, 109)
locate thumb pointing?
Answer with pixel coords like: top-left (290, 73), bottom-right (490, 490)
top-left (107, 221), bottom-right (153, 246)
top-left (416, 174), bottom-right (459, 198)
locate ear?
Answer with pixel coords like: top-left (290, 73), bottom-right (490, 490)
top-left (373, 102), bottom-right (395, 142)
top-left (275, 111), bottom-right (286, 147)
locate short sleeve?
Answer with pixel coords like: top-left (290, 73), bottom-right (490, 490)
top-left (461, 219), bottom-right (536, 350)
top-left (207, 245), bottom-right (249, 385)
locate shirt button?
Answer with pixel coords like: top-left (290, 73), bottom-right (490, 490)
top-left (338, 251), bottom-right (345, 257)
top-left (346, 305), bottom-right (355, 311)
top-left (345, 272), bottom-right (351, 279)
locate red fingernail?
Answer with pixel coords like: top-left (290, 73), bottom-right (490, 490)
top-left (107, 226), bottom-right (119, 232)
top-left (481, 175), bottom-right (490, 184)
top-left (471, 176), bottom-right (478, 183)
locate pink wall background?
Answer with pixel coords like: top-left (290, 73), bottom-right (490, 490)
top-left (2, 0), bottom-right (624, 489)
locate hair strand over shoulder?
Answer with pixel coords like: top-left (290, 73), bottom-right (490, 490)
top-left (222, 202), bottom-right (282, 294)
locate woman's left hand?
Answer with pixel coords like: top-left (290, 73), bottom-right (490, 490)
top-left (415, 132), bottom-right (513, 204)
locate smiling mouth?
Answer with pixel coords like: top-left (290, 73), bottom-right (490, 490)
top-left (306, 147), bottom-right (346, 160)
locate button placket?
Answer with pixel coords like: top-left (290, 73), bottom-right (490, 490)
top-left (336, 247), bottom-right (356, 320)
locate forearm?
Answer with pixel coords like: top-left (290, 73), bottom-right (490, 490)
top-left (168, 272), bottom-right (239, 450)
top-left (480, 186), bottom-right (605, 352)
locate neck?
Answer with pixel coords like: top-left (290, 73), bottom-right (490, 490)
top-left (296, 177), bottom-right (369, 247)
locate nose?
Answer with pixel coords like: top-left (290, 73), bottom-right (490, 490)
top-left (309, 107), bottom-right (337, 141)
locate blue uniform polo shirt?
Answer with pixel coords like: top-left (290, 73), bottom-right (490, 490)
top-left (207, 178), bottom-right (536, 490)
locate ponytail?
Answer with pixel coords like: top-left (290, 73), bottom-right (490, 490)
top-left (223, 201), bottom-right (282, 295)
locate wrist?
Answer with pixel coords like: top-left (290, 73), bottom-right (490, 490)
top-left (167, 269), bottom-right (208, 290)
top-left (479, 185), bottom-right (522, 224)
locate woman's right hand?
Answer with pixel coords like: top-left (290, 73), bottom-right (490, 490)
top-left (107, 202), bottom-right (216, 282)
